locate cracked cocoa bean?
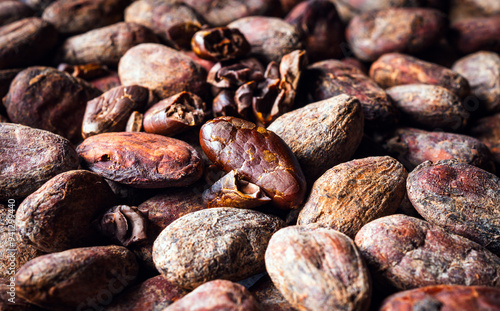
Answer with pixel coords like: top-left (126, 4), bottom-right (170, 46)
top-left (192, 27), bottom-right (250, 62)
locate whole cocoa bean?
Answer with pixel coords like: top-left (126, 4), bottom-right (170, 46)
top-left (355, 214), bottom-right (500, 291)
top-left (0, 1), bottom-right (33, 27)
top-left (0, 279), bottom-right (42, 311)
top-left (57, 22), bottom-right (159, 66)
top-left (265, 225), bottom-right (371, 311)
top-left (407, 160), bottom-right (500, 254)
top-left (0, 18), bottom-right (57, 69)
top-left (450, 16), bottom-right (500, 54)
top-left (298, 156), bottom-right (407, 238)
top-left (200, 116), bottom-right (307, 210)
top-left (20, 0), bottom-right (55, 12)
top-left (77, 132), bottom-right (204, 188)
top-left (15, 245), bottom-right (138, 310)
top-left (268, 94), bottom-right (364, 184)
top-left (346, 8), bottom-right (446, 61)
top-left (470, 113), bottom-right (500, 164)
top-left (15, 170), bottom-right (116, 252)
top-left (4, 66), bottom-right (102, 142)
top-left (386, 84), bottom-right (469, 131)
top-left (380, 285), bottom-right (500, 311)
top-left (118, 43), bottom-right (207, 101)
top-left (0, 123), bottom-right (79, 200)
top-left (249, 275), bottom-right (296, 311)
top-left (165, 279), bottom-right (261, 311)
top-left (153, 207), bottom-right (284, 289)
top-left (449, 0), bottom-right (500, 22)
top-left (369, 53), bottom-right (470, 98)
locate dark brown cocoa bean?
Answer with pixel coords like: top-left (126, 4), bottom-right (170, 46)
top-left (0, 123), bottom-right (79, 200)
top-left (143, 91), bottom-right (206, 136)
top-left (118, 43), bottom-right (207, 101)
top-left (57, 22), bottom-right (158, 66)
top-left (470, 113), bottom-right (500, 164)
top-left (82, 85), bottom-right (149, 139)
top-left (407, 160), bottom-right (500, 254)
top-left (249, 275), bottom-right (296, 311)
top-left (107, 275), bottom-right (189, 311)
top-left (0, 279), bottom-right (42, 311)
top-left (200, 116), bottom-right (307, 210)
top-left (346, 8), bottom-right (446, 62)
top-left (165, 279), bottom-right (261, 311)
top-left (77, 132), bottom-right (204, 188)
top-left (0, 1), bottom-right (33, 27)
top-left (15, 170), bottom-right (116, 252)
top-left (228, 16), bottom-right (304, 64)
top-left (380, 285), bottom-right (500, 311)
top-left (452, 51), bottom-right (500, 112)
top-left (153, 207), bottom-right (284, 289)
top-left (303, 59), bottom-right (398, 127)
top-left (386, 127), bottom-right (496, 172)
top-left (265, 225), bottom-right (372, 311)
top-left (0, 68), bottom-right (21, 100)
top-left (57, 62), bottom-right (110, 81)
top-left (369, 53), bottom-right (470, 98)
top-left (355, 214), bottom-right (500, 291)
top-left (268, 94), bottom-right (364, 184)
top-left (42, 0), bottom-right (130, 35)
top-left (4, 66), bottom-right (102, 142)
top-left (386, 84), bottom-right (469, 131)
top-left (95, 205), bottom-right (148, 247)
top-left (0, 18), bottom-right (57, 69)
top-left (15, 245), bottom-right (138, 310)
top-left (89, 71), bottom-right (122, 92)
top-left (450, 16), bottom-right (500, 54)
top-left (192, 27), bottom-right (250, 62)
top-left (297, 156), bottom-right (407, 238)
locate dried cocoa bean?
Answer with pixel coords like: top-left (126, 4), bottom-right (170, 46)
top-left (265, 225), bottom-right (371, 311)
top-left (450, 15), bottom-right (500, 54)
top-left (355, 214), bottom-right (500, 291)
top-left (449, 0), bottom-right (500, 22)
top-left (297, 156), bottom-right (407, 238)
top-left (153, 207), bottom-right (284, 289)
top-left (0, 123), bottom-right (79, 200)
top-left (0, 1), bottom-right (33, 27)
top-left (470, 113), bottom-right (500, 163)
top-left (126, 111), bottom-right (144, 132)
top-left (15, 170), bottom-right (115, 252)
top-left (0, 279), bottom-right (42, 311)
top-left (192, 27), bottom-right (250, 62)
top-left (0, 69), bottom-right (21, 100)
top-left (249, 275), bottom-right (296, 311)
top-left (407, 160), bottom-right (500, 254)
top-left (268, 94), bottom-right (364, 184)
top-left (15, 245), bottom-right (138, 310)
top-left (200, 116), bottom-right (307, 210)
top-left (95, 205), bottom-right (148, 247)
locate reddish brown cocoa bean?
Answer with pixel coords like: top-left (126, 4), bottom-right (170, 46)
top-left (77, 132), bottom-right (204, 188)
top-left (0, 18), bottom-right (57, 69)
top-left (386, 84), bottom-right (469, 131)
top-left (89, 71), bottom-right (122, 92)
top-left (15, 170), bottom-right (116, 252)
top-left (407, 160), bottom-right (500, 254)
top-left (355, 214), bottom-right (500, 291)
top-left (118, 43), bottom-right (207, 101)
top-left (369, 53), bottom-right (470, 98)
top-left (42, 0), bottom-right (130, 35)
top-left (165, 279), bottom-right (261, 311)
top-left (297, 156), bottom-right (407, 238)
top-left (303, 59), bottom-right (398, 127)
top-left (57, 22), bottom-right (158, 66)
top-left (380, 285), bottom-right (500, 311)
top-left (228, 16), bottom-right (304, 64)
top-left (153, 208), bottom-right (284, 289)
top-left (386, 127), bottom-right (495, 172)
top-left (452, 51), bottom-right (500, 112)
top-left (0, 123), bottom-right (79, 200)
top-left (346, 8), bottom-right (446, 62)
top-left (249, 275), bottom-right (296, 311)
top-left (4, 66), bottom-right (102, 142)
top-left (265, 225), bottom-right (372, 311)
top-left (15, 245), bottom-right (138, 310)
top-left (107, 275), bottom-right (189, 311)
top-left (470, 113), bottom-right (500, 164)
top-left (450, 16), bottom-right (500, 54)
top-left (0, 1), bottom-right (33, 27)
top-left (82, 85), bottom-right (150, 139)
top-left (200, 116), bottom-right (307, 210)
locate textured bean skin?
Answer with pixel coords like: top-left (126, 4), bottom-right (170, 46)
top-left (250, 275), bottom-right (296, 311)
top-left (15, 246), bottom-right (138, 310)
top-left (0, 123), bottom-right (79, 200)
top-left (470, 113), bottom-right (500, 163)
top-left (200, 116), bottom-right (307, 210)
top-left (387, 127), bottom-right (495, 172)
top-left (347, 8), bottom-right (446, 61)
top-left (298, 156), bottom-right (407, 238)
top-left (370, 53), bottom-right (470, 98)
top-left (268, 94), bottom-right (364, 184)
top-left (265, 225), bottom-right (371, 311)
top-left (15, 170), bottom-right (115, 252)
top-left (0, 1), bottom-right (33, 27)
top-left (77, 132), bottom-right (204, 188)
top-left (165, 280), bottom-right (261, 311)
top-left (380, 285), bottom-right (500, 311)
top-left (153, 208), bottom-right (284, 289)
top-left (355, 215), bottom-right (500, 291)
top-left (450, 16), bottom-right (500, 54)
top-left (407, 160), bottom-right (500, 254)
